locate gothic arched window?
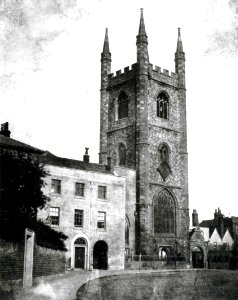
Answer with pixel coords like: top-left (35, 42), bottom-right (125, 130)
top-left (118, 143), bottom-right (127, 166)
top-left (118, 91), bottom-right (129, 119)
top-left (157, 93), bottom-right (169, 119)
top-left (154, 189), bottom-right (175, 234)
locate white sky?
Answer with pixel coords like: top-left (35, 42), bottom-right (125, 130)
top-left (0, 0), bottom-right (238, 222)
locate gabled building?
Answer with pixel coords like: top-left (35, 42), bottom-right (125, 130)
top-left (190, 208), bottom-right (238, 269)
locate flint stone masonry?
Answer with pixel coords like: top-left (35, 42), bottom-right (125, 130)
top-left (100, 15), bottom-right (189, 257)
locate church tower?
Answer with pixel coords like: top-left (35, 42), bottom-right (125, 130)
top-left (99, 10), bottom-right (189, 259)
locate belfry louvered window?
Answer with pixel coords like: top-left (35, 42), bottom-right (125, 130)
top-left (157, 93), bottom-right (169, 119)
top-left (118, 91), bottom-right (129, 119)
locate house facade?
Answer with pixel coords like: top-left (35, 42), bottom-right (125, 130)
top-left (37, 151), bottom-right (128, 270)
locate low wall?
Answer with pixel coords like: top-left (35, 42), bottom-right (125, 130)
top-left (76, 270), bottom-right (238, 300)
top-left (0, 239), bottom-right (66, 293)
top-left (33, 245), bottom-right (66, 280)
top-left (0, 239), bottom-right (24, 291)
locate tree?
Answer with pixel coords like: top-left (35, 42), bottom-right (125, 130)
top-left (0, 151), bottom-right (67, 250)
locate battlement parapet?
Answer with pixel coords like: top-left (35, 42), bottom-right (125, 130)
top-left (149, 63), bottom-right (177, 79)
top-left (108, 63), bottom-right (137, 79)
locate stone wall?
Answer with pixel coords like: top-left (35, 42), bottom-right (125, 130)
top-left (33, 245), bottom-right (66, 279)
top-left (0, 239), bottom-right (24, 288)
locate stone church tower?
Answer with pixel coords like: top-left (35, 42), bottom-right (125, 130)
top-left (99, 10), bottom-right (189, 259)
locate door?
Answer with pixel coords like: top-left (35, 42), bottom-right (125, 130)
top-left (93, 240), bottom-right (108, 269)
top-left (192, 251), bottom-right (204, 268)
top-left (75, 247), bottom-right (85, 269)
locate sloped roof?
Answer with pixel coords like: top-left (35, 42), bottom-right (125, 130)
top-left (0, 134), bottom-right (44, 154)
top-left (41, 151), bottom-right (110, 174)
top-left (0, 134), bottom-right (111, 174)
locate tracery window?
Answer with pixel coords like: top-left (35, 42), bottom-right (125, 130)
top-left (118, 143), bottom-right (127, 166)
top-left (154, 189), bottom-right (175, 234)
top-left (118, 91), bottom-right (129, 119)
top-left (157, 93), bottom-right (169, 119)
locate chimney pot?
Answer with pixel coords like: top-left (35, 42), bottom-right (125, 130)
top-left (0, 122), bottom-right (11, 137)
top-left (83, 147), bottom-right (90, 163)
top-left (192, 209), bottom-right (199, 226)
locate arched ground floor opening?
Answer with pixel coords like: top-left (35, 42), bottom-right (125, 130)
top-left (93, 240), bottom-right (108, 270)
top-left (70, 234), bottom-right (89, 270)
top-left (74, 238), bottom-right (87, 269)
top-left (192, 246), bottom-right (204, 268)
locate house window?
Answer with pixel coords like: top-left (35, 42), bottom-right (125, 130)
top-left (51, 179), bottom-right (61, 194)
top-left (157, 93), bottom-right (169, 119)
top-left (98, 186), bottom-right (107, 199)
top-left (118, 143), bottom-right (126, 166)
top-left (74, 209), bottom-right (84, 227)
top-left (75, 183), bottom-right (85, 197)
top-left (50, 207), bottom-right (60, 225)
top-left (118, 91), bottom-right (129, 119)
top-left (97, 212), bottom-right (106, 229)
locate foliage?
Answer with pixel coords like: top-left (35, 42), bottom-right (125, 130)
top-left (0, 151), bottom-right (67, 251)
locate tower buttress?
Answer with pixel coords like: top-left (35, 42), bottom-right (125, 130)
top-left (99, 28), bottom-right (111, 164)
top-left (136, 9), bottom-right (150, 254)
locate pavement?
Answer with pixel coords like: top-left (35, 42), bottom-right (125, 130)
top-left (14, 269), bottom-right (143, 300)
top-left (14, 270), bottom-right (107, 300)
top-left (14, 269), bottom-right (187, 300)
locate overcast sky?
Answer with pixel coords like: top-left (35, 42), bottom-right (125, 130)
top-left (0, 0), bottom-right (238, 222)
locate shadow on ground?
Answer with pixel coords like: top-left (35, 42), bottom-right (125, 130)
top-left (76, 269), bottom-right (238, 300)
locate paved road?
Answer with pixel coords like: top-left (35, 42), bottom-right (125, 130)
top-left (14, 269), bottom-right (182, 300)
top-left (15, 270), bottom-right (109, 300)
top-left (15, 269), bottom-right (148, 300)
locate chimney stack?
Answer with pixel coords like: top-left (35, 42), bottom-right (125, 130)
top-left (192, 209), bottom-right (199, 226)
top-left (83, 148), bottom-right (89, 163)
top-left (0, 122), bottom-right (11, 137)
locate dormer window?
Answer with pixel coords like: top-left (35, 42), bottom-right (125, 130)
top-left (157, 93), bottom-right (169, 119)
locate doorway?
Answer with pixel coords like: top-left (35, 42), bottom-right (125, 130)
top-left (74, 238), bottom-right (87, 269)
top-left (192, 246), bottom-right (204, 268)
top-left (93, 240), bottom-right (108, 269)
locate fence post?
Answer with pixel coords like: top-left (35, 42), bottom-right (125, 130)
top-left (23, 228), bottom-right (35, 288)
top-left (139, 253), bottom-right (141, 270)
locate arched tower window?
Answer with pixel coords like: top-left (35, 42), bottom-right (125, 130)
top-left (118, 91), bottom-right (129, 119)
top-left (118, 143), bottom-right (127, 166)
top-left (154, 189), bottom-right (175, 234)
top-left (157, 92), bottom-right (169, 119)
